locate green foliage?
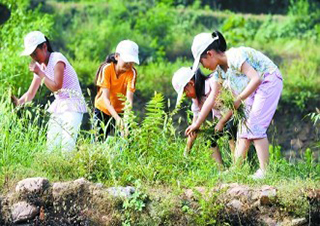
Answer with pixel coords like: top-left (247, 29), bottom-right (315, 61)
top-left (0, 0), bottom-right (54, 93)
top-left (186, 189), bottom-right (223, 225)
top-left (217, 86), bottom-right (247, 129)
top-left (0, 0), bottom-right (319, 216)
top-left (308, 108), bottom-right (320, 125)
top-left (0, 90), bottom-right (47, 187)
top-left (122, 180), bottom-right (148, 224)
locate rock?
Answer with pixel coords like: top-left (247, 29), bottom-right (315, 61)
top-left (95, 183), bottom-right (104, 188)
top-left (220, 183), bottom-right (239, 190)
top-left (291, 218), bottom-right (307, 226)
top-left (260, 187), bottom-right (277, 205)
top-left (74, 178), bottom-right (90, 186)
top-left (184, 189), bottom-right (194, 199)
top-left (260, 215), bottom-right (279, 226)
top-left (52, 182), bottom-right (68, 199)
top-left (106, 186), bottom-right (135, 198)
top-left (227, 185), bottom-right (250, 197)
top-left (227, 199), bottom-right (243, 211)
top-left (11, 201), bottom-right (38, 223)
top-left (16, 177), bottom-right (49, 194)
top-left (290, 139), bottom-right (303, 150)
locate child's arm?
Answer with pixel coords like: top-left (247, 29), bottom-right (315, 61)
top-left (234, 62), bottom-right (262, 108)
top-left (126, 91), bottom-right (134, 107)
top-left (101, 88), bottom-right (122, 124)
top-left (14, 75), bottom-right (41, 106)
top-left (184, 132), bottom-right (197, 156)
top-left (185, 82), bottom-right (220, 136)
top-left (184, 116), bottom-right (198, 156)
top-left (30, 61), bottom-right (64, 92)
top-left (215, 110), bottom-right (233, 132)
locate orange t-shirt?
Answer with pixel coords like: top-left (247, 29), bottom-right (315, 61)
top-left (94, 62), bottom-right (137, 115)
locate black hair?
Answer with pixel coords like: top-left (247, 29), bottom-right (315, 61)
top-left (94, 53), bottom-right (118, 86)
top-left (37, 36), bottom-right (54, 52)
top-left (194, 68), bottom-right (210, 104)
top-left (200, 30), bottom-right (227, 58)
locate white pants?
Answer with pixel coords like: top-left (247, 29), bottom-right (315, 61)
top-left (47, 111), bottom-right (83, 153)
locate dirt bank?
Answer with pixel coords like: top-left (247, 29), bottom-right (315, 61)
top-left (1, 178), bottom-right (319, 225)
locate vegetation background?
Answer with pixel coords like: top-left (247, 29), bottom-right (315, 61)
top-left (0, 0), bottom-right (319, 223)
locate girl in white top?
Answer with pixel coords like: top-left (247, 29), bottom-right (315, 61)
top-left (187, 30), bottom-right (283, 179)
top-left (12, 31), bottom-right (87, 153)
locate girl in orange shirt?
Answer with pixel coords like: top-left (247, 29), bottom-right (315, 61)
top-left (93, 40), bottom-right (139, 141)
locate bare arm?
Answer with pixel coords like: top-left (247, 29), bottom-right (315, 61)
top-left (14, 75), bottom-right (41, 105)
top-left (126, 91), bottom-right (134, 107)
top-left (32, 61), bottom-right (64, 92)
top-left (101, 88), bottom-right (121, 122)
top-left (185, 82), bottom-right (220, 135)
top-left (185, 115), bottom-right (198, 155)
top-left (234, 61), bottom-right (262, 108)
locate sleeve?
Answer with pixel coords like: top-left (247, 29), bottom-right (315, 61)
top-left (207, 74), bottom-right (219, 90)
top-left (127, 68), bottom-right (137, 93)
top-left (191, 99), bottom-right (200, 117)
top-left (96, 64), bottom-right (111, 89)
top-left (52, 52), bottom-right (67, 68)
top-left (228, 47), bottom-right (247, 72)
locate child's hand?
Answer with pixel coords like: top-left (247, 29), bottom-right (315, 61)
top-left (11, 95), bottom-right (19, 106)
top-left (185, 132), bottom-right (197, 157)
top-left (234, 97), bottom-right (242, 109)
top-left (185, 123), bottom-right (199, 136)
top-left (188, 132), bottom-right (197, 143)
top-left (29, 61), bottom-right (42, 75)
top-left (116, 117), bottom-right (124, 130)
top-left (215, 121), bottom-right (224, 132)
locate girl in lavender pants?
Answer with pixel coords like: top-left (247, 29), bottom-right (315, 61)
top-left (186, 30), bottom-right (283, 179)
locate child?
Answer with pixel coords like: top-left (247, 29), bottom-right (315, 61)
top-left (12, 31), bottom-right (87, 153)
top-left (93, 40), bottom-right (139, 141)
top-left (172, 67), bottom-right (237, 168)
top-left (187, 30), bottom-right (283, 179)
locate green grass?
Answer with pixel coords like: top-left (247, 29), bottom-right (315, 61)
top-left (0, 92), bottom-right (319, 192)
top-left (1, 0), bottom-right (319, 211)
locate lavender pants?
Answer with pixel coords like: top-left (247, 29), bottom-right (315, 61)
top-left (239, 69), bottom-right (283, 140)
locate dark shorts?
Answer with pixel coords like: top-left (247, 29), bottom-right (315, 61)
top-left (209, 119), bottom-right (237, 147)
top-left (93, 108), bottom-right (116, 141)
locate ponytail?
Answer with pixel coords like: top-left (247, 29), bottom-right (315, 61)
top-left (44, 37), bottom-right (54, 52)
top-left (94, 53), bottom-right (118, 86)
top-left (194, 68), bottom-right (209, 104)
top-left (201, 30), bottom-right (227, 58)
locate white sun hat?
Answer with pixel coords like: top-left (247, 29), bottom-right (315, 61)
top-left (172, 67), bottom-right (194, 106)
top-left (191, 32), bottom-right (219, 72)
top-left (115, 40), bottom-right (140, 65)
top-left (20, 31), bottom-right (46, 56)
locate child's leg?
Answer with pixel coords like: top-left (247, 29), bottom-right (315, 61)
top-left (210, 146), bottom-right (223, 168)
top-left (253, 137), bottom-right (269, 171)
top-left (47, 113), bottom-right (63, 152)
top-left (60, 111), bottom-right (83, 153)
top-left (225, 119), bottom-right (237, 163)
top-left (235, 138), bottom-right (251, 165)
top-left (184, 133), bottom-right (197, 156)
top-left (228, 139), bottom-right (236, 162)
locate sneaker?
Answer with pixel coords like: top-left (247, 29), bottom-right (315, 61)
top-left (250, 169), bottom-right (266, 180)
